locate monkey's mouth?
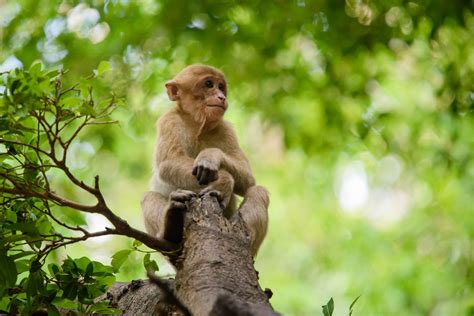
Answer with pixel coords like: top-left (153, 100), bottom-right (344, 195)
top-left (207, 104), bottom-right (227, 110)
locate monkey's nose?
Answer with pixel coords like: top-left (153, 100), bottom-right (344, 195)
top-left (218, 95), bottom-right (226, 101)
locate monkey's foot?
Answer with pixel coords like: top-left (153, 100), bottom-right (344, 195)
top-left (164, 190), bottom-right (197, 243)
top-left (169, 189), bottom-right (197, 209)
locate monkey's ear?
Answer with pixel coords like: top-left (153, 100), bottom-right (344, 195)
top-left (165, 80), bottom-right (180, 101)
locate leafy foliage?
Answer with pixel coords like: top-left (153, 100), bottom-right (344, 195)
top-left (0, 64), bottom-right (163, 314)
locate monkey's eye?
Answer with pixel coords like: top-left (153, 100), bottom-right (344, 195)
top-left (218, 83), bottom-right (225, 91)
top-left (204, 80), bottom-right (213, 88)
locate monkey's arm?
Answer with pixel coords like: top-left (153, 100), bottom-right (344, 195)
top-left (158, 158), bottom-right (202, 191)
top-left (194, 148), bottom-right (255, 196)
top-left (193, 123), bottom-right (255, 195)
top-left (154, 114), bottom-right (201, 191)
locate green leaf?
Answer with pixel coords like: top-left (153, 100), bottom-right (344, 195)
top-left (29, 61), bottom-right (43, 76)
top-left (26, 271), bottom-right (44, 297)
top-left (47, 305), bottom-right (61, 316)
top-left (91, 260), bottom-right (114, 275)
top-left (62, 282), bottom-right (78, 300)
top-left (85, 262), bottom-right (94, 278)
top-left (77, 285), bottom-right (90, 303)
top-left (111, 249), bottom-right (132, 273)
top-left (62, 258), bottom-right (78, 273)
top-left (0, 253), bottom-right (17, 291)
top-left (97, 61), bottom-right (111, 76)
top-left (143, 253), bottom-right (159, 273)
top-left (48, 263), bottom-right (61, 276)
top-left (36, 215), bottom-right (54, 235)
top-left (349, 295), bottom-right (361, 316)
top-left (6, 209), bottom-right (17, 222)
top-left (0, 234), bottom-right (32, 245)
top-left (322, 297), bottom-right (334, 316)
top-left (74, 256), bottom-right (91, 273)
top-left (9, 222), bottom-right (39, 236)
top-left (11, 251), bottom-right (35, 260)
top-left (15, 259), bottom-right (31, 274)
top-left (132, 240), bottom-right (142, 248)
top-left (88, 301), bottom-right (122, 314)
top-left (52, 297), bottom-right (77, 310)
top-left (0, 297), bottom-right (9, 311)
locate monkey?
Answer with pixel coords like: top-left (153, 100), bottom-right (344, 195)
top-left (141, 64), bottom-right (269, 256)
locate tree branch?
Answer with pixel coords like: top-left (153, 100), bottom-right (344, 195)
top-left (147, 270), bottom-right (191, 316)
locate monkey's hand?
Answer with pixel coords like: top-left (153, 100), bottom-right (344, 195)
top-left (192, 149), bottom-right (223, 185)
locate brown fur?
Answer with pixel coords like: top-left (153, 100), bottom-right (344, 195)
top-left (142, 65), bottom-right (269, 256)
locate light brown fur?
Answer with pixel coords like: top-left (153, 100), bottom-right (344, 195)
top-left (142, 64), bottom-right (269, 256)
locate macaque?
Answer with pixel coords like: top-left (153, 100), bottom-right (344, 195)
top-left (141, 64), bottom-right (269, 256)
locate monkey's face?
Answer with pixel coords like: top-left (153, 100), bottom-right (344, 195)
top-left (166, 65), bottom-right (228, 124)
top-left (196, 76), bottom-right (228, 122)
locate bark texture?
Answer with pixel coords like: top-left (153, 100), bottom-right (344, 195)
top-left (173, 193), bottom-right (276, 316)
top-left (102, 193), bottom-right (278, 315)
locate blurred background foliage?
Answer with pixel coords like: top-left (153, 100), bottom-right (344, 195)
top-left (1, 0), bottom-right (473, 315)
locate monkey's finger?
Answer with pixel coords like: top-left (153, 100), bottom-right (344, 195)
top-left (199, 188), bottom-right (222, 201)
top-left (170, 190), bottom-right (197, 202)
top-left (169, 200), bottom-right (186, 211)
top-left (175, 189), bottom-right (198, 197)
top-left (209, 169), bottom-right (218, 182)
top-left (198, 187), bottom-right (213, 197)
top-left (196, 166), bottom-right (203, 181)
top-left (208, 190), bottom-right (222, 201)
top-left (199, 169), bottom-right (211, 185)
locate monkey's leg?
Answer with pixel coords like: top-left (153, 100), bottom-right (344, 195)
top-left (141, 190), bottom-right (196, 243)
top-left (238, 185), bottom-right (270, 256)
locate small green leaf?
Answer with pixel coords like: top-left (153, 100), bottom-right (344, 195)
top-left (11, 251), bottom-right (35, 260)
top-left (6, 209), bottom-right (17, 222)
top-left (62, 258), bottom-right (77, 273)
top-left (0, 297), bottom-right (9, 311)
top-left (132, 240), bottom-right (142, 248)
top-left (349, 295), bottom-right (361, 316)
top-left (15, 259), bottom-right (31, 274)
top-left (322, 297), bottom-right (334, 316)
top-left (91, 260), bottom-right (114, 275)
top-left (26, 271), bottom-right (44, 297)
top-left (29, 61), bottom-right (43, 76)
top-left (97, 61), bottom-right (111, 76)
top-left (52, 297), bottom-right (77, 310)
top-left (143, 253), bottom-right (159, 273)
top-left (77, 285), bottom-right (90, 303)
top-left (88, 301), bottom-right (122, 314)
top-left (36, 215), bottom-right (54, 235)
top-left (0, 253), bottom-right (17, 290)
top-left (47, 304), bottom-right (61, 316)
top-left (0, 234), bottom-right (32, 244)
top-left (74, 256), bottom-right (91, 273)
top-left (48, 263), bottom-right (61, 276)
top-left (62, 282), bottom-right (78, 300)
top-left (111, 249), bottom-right (132, 273)
top-left (85, 262), bottom-right (94, 278)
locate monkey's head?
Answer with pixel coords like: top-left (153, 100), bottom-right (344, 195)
top-left (165, 64), bottom-right (228, 124)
